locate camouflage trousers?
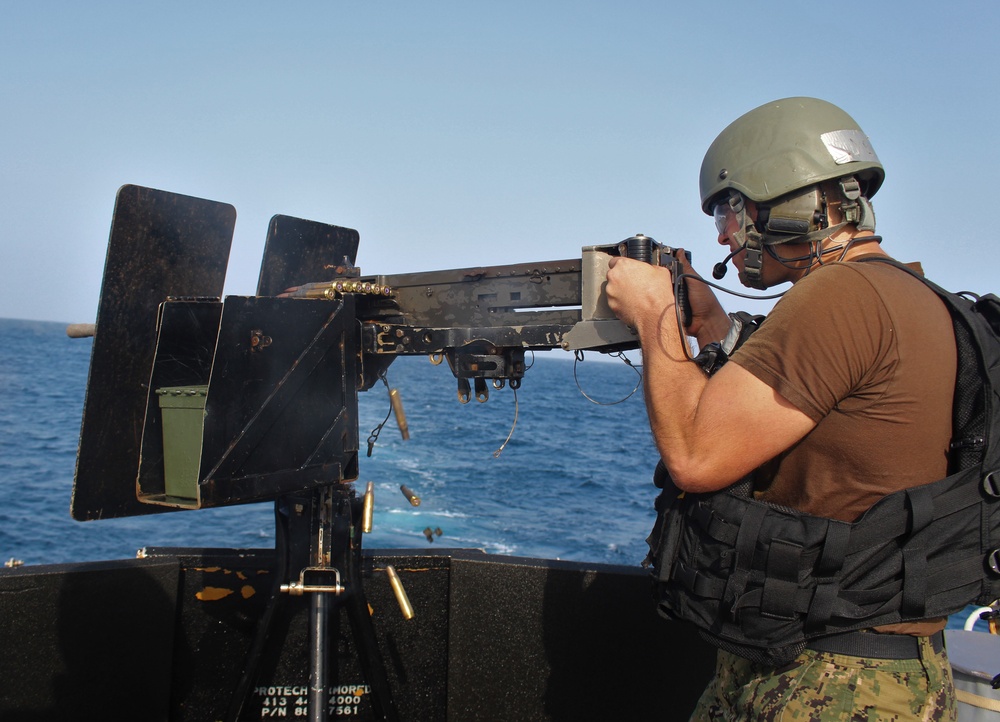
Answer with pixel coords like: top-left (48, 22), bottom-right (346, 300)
top-left (689, 636), bottom-right (957, 721)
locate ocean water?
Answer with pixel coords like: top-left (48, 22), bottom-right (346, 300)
top-left (0, 317), bottom-right (659, 567)
top-left (0, 318), bottom-right (988, 633)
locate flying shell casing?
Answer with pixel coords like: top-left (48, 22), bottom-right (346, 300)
top-left (386, 565), bottom-right (415, 620)
top-left (389, 388), bottom-right (410, 440)
top-left (400, 484), bottom-right (420, 507)
top-left (362, 481), bottom-right (374, 534)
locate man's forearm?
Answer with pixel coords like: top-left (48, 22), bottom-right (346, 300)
top-left (636, 304), bottom-right (712, 485)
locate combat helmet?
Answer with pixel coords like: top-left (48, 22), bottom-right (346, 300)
top-left (701, 97), bottom-right (883, 288)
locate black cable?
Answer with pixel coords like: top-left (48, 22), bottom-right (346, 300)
top-left (670, 272), bottom-right (782, 363)
top-left (366, 371), bottom-right (393, 457)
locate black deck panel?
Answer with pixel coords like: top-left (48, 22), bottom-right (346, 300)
top-left (446, 554), bottom-right (714, 722)
top-left (0, 558), bottom-right (179, 722)
top-left (0, 549), bottom-right (713, 721)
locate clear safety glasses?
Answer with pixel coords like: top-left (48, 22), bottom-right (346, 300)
top-left (712, 200), bottom-right (736, 236)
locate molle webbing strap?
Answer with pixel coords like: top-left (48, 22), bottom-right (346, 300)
top-left (845, 471), bottom-right (984, 552)
top-left (926, 556), bottom-right (983, 607)
top-left (907, 484), bottom-right (937, 534)
top-left (816, 520), bottom-right (851, 576)
top-left (761, 539), bottom-right (803, 619)
top-left (730, 578), bottom-right (905, 623)
top-left (722, 503), bottom-right (767, 609)
top-left (673, 561), bottom-right (724, 599)
top-left (805, 579), bottom-right (840, 630)
top-left (691, 501), bottom-right (738, 545)
top-left (805, 520), bottom-right (852, 630)
top-left (902, 546), bottom-right (928, 616)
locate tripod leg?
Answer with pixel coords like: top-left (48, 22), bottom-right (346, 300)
top-left (342, 526), bottom-right (400, 722)
top-left (225, 499), bottom-right (289, 722)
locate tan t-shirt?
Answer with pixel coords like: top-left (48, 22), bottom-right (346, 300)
top-left (730, 257), bottom-right (957, 635)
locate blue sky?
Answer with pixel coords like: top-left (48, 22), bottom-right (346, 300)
top-left (2, 2), bottom-right (997, 324)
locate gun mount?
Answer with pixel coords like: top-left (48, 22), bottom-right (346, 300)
top-left (66, 185), bottom-right (690, 721)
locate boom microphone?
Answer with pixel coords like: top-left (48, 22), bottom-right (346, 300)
top-left (713, 247), bottom-right (744, 279)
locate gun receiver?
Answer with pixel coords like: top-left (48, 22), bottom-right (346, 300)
top-left (72, 186), bottom-right (681, 519)
top-left (282, 232), bottom-right (688, 398)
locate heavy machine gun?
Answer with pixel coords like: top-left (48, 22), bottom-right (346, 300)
top-left (69, 185), bottom-right (686, 721)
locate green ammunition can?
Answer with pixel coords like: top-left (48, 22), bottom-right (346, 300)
top-left (156, 385), bottom-right (208, 501)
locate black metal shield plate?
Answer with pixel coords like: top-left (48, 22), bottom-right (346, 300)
top-left (72, 185), bottom-right (236, 520)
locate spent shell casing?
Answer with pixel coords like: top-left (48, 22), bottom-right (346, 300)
top-left (400, 484), bottom-right (420, 506)
top-left (362, 481), bottom-right (374, 534)
top-left (386, 565), bottom-right (415, 620)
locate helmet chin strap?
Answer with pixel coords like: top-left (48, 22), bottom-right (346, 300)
top-left (726, 192), bottom-right (768, 290)
top-left (838, 177), bottom-right (877, 233)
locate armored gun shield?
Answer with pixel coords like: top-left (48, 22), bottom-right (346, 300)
top-left (73, 186), bottom-right (362, 519)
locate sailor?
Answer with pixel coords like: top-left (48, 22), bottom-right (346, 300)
top-left (605, 97), bottom-right (959, 720)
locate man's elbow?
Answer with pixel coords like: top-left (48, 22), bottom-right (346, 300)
top-left (667, 458), bottom-right (743, 494)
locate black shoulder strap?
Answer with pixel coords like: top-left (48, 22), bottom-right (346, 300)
top-left (855, 255), bottom-right (937, 287)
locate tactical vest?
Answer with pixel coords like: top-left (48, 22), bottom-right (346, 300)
top-left (646, 259), bottom-right (1000, 666)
